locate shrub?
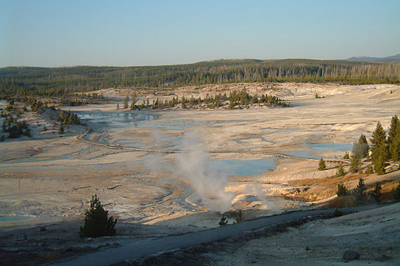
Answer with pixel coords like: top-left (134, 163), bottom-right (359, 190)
top-left (343, 152), bottom-right (350, 159)
top-left (79, 195), bottom-right (117, 238)
top-left (324, 195), bottom-right (355, 209)
top-left (218, 215), bottom-right (228, 227)
top-left (334, 208), bottom-right (343, 217)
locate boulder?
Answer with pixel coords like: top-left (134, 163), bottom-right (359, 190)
top-left (342, 250), bottom-right (360, 261)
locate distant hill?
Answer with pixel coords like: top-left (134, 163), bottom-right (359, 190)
top-left (346, 54), bottom-right (400, 63)
top-left (1, 58), bottom-right (399, 95)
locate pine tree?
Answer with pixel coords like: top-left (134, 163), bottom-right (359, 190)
top-left (369, 182), bottom-right (382, 203)
top-left (58, 123), bottom-right (64, 134)
top-left (350, 155), bottom-right (361, 173)
top-left (235, 210), bottom-right (245, 223)
top-left (318, 158), bottom-right (326, 171)
top-left (130, 99), bottom-right (136, 110)
top-left (354, 178), bottom-right (367, 205)
top-left (181, 96), bottom-right (186, 109)
top-left (336, 162), bottom-right (346, 177)
top-left (337, 183), bottom-right (348, 197)
top-left (79, 195), bottom-right (117, 238)
top-left (388, 115), bottom-right (400, 161)
top-left (123, 96), bottom-right (129, 109)
top-left (374, 155), bottom-right (386, 175)
top-left (371, 122), bottom-right (387, 174)
top-left (352, 134), bottom-right (369, 159)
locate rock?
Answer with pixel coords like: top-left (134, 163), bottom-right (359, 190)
top-left (342, 250), bottom-right (360, 261)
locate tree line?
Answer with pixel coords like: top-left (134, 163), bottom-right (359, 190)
top-left (1, 59), bottom-right (399, 100)
top-left (319, 115), bottom-right (400, 176)
top-left (119, 89), bottom-right (289, 110)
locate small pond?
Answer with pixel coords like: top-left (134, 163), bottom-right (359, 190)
top-left (286, 143), bottom-right (353, 159)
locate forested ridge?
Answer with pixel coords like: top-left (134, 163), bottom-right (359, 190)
top-left (1, 59), bottom-right (399, 97)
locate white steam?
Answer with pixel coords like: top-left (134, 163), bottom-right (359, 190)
top-left (175, 133), bottom-right (235, 213)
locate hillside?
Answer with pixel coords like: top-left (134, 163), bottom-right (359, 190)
top-left (1, 59), bottom-right (399, 99)
top-left (347, 53), bottom-right (400, 64)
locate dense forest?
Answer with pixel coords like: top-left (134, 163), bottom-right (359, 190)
top-left (1, 59), bottom-right (399, 99)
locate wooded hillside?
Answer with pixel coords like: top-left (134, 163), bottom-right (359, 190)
top-left (1, 59), bottom-right (399, 98)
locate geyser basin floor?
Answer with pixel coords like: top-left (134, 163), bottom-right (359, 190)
top-left (1, 83), bottom-right (399, 233)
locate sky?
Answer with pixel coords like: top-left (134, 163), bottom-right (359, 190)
top-left (1, 0), bottom-right (399, 67)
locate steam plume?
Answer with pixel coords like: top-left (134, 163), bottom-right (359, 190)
top-left (175, 132), bottom-right (235, 213)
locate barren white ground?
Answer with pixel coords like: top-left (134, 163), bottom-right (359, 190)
top-left (0, 83), bottom-right (399, 262)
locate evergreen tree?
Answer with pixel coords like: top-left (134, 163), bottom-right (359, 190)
top-left (374, 155), bottom-right (386, 175)
top-left (388, 115), bottom-right (400, 161)
top-left (58, 123), bottom-right (64, 134)
top-left (365, 165), bottom-right (374, 174)
top-left (354, 178), bottom-right (367, 205)
top-left (130, 99), bottom-right (136, 110)
top-left (336, 162), bottom-right (346, 177)
top-left (234, 210), bottom-right (245, 224)
top-left (352, 134), bottom-right (369, 159)
top-left (123, 96), bottom-right (129, 109)
top-left (349, 155), bottom-right (361, 173)
top-left (369, 182), bottom-right (382, 203)
top-left (318, 158), bottom-right (326, 171)
top-left (181, 96), bottom-right (186, 109)
top-left (337, 183), bottom-right (348, 197)
top-left (79, 195), bottom-right (117, 238)
top-left (371, 122), bottom-right (387, 175)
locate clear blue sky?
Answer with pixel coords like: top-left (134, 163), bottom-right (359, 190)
top-left (1, 0), bottom-right (399, 67)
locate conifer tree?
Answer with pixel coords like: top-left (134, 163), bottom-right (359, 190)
top-left (352, 134), bottom-right (369, 159)
top-left (365, 165), bottom-right (374, 174)
top-left (123, 96), bottom-right (129, 109)
top-left (336, 162), bottom-right (346, 177)
top-left (337, 183), bottom-right (348, 197)
top-left (318, 158), bottom-right (326, 171)
top-left (369, 182), bottom-right (382, 203)
top-left (371, 122), bottom-right (387, 174)
top-left (388, 115), bottom-right (400, 161)
top-left (354, 178), bottom-right (367, 205)
top-left (79, 195), bottom-right (117, 238)
top-left (58, 123), bottom-right (64, 134)
top-left (350, 155), bottom-right (361, 173)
